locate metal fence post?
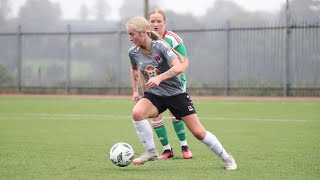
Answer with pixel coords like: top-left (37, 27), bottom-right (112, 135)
top-left (284, 0), bottom-right (291, 96)
top-left (116, 22), bottom-right (122, 95)
top-left (66, 24), bottom-right (71, 94)
top-left (17, 25), bottom-right (22, 92)
top-left (144, 0), bottom-right (149, 19)
top-left (224, 21), bottom-right (231, 96)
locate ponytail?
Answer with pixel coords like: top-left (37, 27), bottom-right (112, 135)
top-left (148, 31), bottom-right (160, 40)
top-left (146, 31), bottom-right (184, 63)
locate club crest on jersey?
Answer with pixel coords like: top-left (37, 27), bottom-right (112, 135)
top-left (153, 55), bottom-right (161, 63)
top-left (144, 65), bottom-right (161, 78)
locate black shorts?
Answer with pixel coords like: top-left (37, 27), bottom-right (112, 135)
top-left (143, 92), bottom-right (196, 119)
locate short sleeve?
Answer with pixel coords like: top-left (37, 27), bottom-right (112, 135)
top-left (128, 47), bottom-right (137, 66)
top-left (157, 40), bottom-right (177, 63)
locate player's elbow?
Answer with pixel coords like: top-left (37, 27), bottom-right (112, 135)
top-left (182, 58), bottom-right (189, 71)
top-left (171, 58), bottom-right (184, 75)
top-left (175, 64), bottom-right (184, 75)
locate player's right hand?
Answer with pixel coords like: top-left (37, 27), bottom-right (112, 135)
top-left (132, 91), bottom-right (140, 104)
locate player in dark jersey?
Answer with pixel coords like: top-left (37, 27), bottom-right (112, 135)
top-left (127, 16), bottom-right (237, 170)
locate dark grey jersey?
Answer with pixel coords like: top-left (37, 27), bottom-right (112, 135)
top-left (129, 40), bottom-right (185, 97)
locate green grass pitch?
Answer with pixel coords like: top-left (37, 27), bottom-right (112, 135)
top-left (0, 96), bottom-right (319, 179)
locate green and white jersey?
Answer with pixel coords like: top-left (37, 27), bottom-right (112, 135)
top-left (162, 30), bottom-right (187, 91)
top-left (129, 40), bottom-right (185, 97)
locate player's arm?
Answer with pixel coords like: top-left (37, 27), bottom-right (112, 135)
top-left (162, 58), bottom-right (184, 80)
top-left (145, 58), bottom-right (183, 88)
top-left (175, 43), bottom-right (189, 72)
top-left (138, 71), bottom-right (146, 92)
top-left (180, 56), bottom-right (189, 72)
top-left (130, 65), bottom-right (140, 103)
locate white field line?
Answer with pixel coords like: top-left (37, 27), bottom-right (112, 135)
top-left (0, 113), bottom-right (318, 122)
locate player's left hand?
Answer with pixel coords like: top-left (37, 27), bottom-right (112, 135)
top-left (145, 77), bottom-right (160, 88)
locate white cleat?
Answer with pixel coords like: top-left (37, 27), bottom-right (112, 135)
top-left (132, 148), bottom-right (159, 165)
top-left (223, 154), bottom-right (237, 170)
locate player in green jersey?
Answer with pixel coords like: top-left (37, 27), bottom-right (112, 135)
top-left (146, 8), bottom-right (192, 160)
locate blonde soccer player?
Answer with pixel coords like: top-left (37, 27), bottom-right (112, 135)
top-left (127, 16), bottom-right (237, 170)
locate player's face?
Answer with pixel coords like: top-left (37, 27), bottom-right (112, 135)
top-left (149, 13), bottom-right (166, 36)
top-left (127, 27), bottom-right (145, 46)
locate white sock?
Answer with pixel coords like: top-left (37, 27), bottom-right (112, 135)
top-left (201, 131), bottom-right (230, 160)
top-left (180, 140), bottom-right (188, 147)
top-left (132, 119), bottom-right (155, 150)
top-left (163, 144), bottom-right (171, 150)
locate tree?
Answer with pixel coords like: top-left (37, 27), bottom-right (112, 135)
top-left (164, 10), bottom-right (203, 29)
top-left (311, 0), bottom-right (320, 11)
top-left (281, 0), bottom-right (320, 22)
top-left (0, 0), bottom-right (10, 26)
top-left (119, 0), bottom-right (159, 22)
top-left (94, 0), bottom-right (111, 21)
top-left (204, 0), bottom-right (245, 27)
top-left (18, 0), bottom-right (62, 30)
top-left (79, 3), bottom-right (89, 21)
top-left (119, 0), bottom-right (144, 22)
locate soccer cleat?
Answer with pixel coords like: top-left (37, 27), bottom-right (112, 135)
top-left (158, 148), bottom-right (174, 160)
top-left (181, 145), bottom-right (193, 159)
top-left (132, 148), bottom-right (158, 165)
top-left (223, 154), bottom-right (237, 170)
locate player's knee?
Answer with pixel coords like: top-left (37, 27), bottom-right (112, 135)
top-left (132, 109), bottom-right (145, 121)
top-left (192, 129), bottom-right (206, 140)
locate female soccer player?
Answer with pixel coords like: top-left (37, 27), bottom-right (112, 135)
top-left (145, 8), bottom-right (192, 160)
top-left (127, 16), bottom-right (237, 170)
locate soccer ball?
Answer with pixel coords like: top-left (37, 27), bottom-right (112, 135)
top-left (109, 142), bottom-right (134, 167)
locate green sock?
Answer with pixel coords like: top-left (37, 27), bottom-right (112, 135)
top-left (173, 120), bottom-right (186, 141)
top-left (154, 125), bottom-right (169, 146)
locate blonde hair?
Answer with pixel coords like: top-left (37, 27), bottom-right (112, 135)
top-left (149, 8), bottom-right (166, 21)
top-left (126, 16), bottom-right (184, 62)
top-left (126, 16), bottom-right (159, 41)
